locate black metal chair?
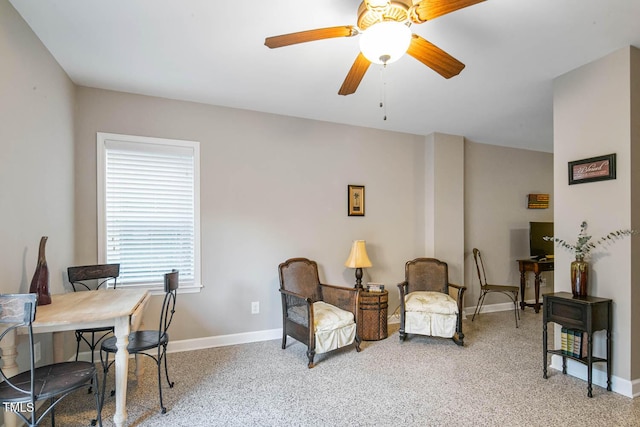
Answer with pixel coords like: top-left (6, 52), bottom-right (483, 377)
top-left (100, 270), bottom-right (178, 414)
top-left (472, 248), bottom-right (520, 327)
top-left (0, 294), bottom-right (102, 427)
top-left (67, 264), bottom-right (119, 392)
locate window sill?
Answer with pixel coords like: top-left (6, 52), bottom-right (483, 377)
top-left (110, 284), bottom-right (202, 296)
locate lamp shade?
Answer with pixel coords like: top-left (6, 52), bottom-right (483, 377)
top-left (344, 240), bottom-right (373, 268)
top-left (359, 20), bottom-right (412, 65)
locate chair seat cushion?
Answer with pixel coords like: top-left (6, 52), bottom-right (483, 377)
top-left (405, 311), bottom-right (457, 338)
top-left (101, 330), bottom-right (168, 354)
top-left (313, 301), bottom-right (354, 332)
top-left (0, 362), bottom-right (95, 401)
top-left (405, 291), bottom-right (458, 314)
top-left (315, 322), bottom-right (356, 354)
top-left (313, 302), bottom-right (356, 354)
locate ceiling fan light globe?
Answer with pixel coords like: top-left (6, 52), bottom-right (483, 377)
top-left (359, 21), bottom-right (411, 65)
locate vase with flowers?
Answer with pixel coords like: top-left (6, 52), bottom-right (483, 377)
top-left (543, 221), bottom-right (635, 297)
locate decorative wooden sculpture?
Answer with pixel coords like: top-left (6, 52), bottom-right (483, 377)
top-left (29, 236), bottom-right (51, 305)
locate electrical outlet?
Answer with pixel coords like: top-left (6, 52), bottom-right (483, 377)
top-left (541, 277), bottom-right (547, 287)
top-left (526, 278), bottom-right (530, 288)
top-left (251, 301), bottom-right (259, 314)
top-left (34, 342), bottom-right (41, 363)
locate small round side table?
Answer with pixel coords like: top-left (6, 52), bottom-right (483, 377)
top-left (357, 290), bottom-right (388, 341)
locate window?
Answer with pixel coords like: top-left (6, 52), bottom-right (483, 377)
top-left (97, 133), bottom-right (201, 292)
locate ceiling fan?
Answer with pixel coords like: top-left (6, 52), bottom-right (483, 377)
top-left (265, 0), bottom-right (485, 95)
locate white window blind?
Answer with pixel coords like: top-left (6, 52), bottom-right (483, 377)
top-left (97, 133), bottom-right (201, 292)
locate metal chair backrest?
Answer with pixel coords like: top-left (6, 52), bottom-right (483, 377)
top-left (405, 258), bottom-right (449, 294)
top-left (472, 248), bottom-right (488, 288)
top-left (159, 270), bottom-right (179, 339)
top-left (0, 294), bottom-right (37, 424)
top-left (67, 264), bottom-right (120, 291)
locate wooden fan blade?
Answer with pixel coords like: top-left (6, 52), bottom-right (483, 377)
top-left (265, 26), bottom-right (356, 48)
top-left (338, 53), bottom-right (371, 96)
top-left (406, 34), bottom-right (465, 79)
top-left (412, 0), bottom-right (485, 23)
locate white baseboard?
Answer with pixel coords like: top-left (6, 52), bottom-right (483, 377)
top-left (75, 301), bottom-right (528, 359)
top-left (463, 301), bottom-right (519, 316)
top-left (549, 355), bottom-right (636, 398)
top-left (632, 378), bottom-right (640, 398)
top-left (149, 302), bottom-right (519, 352)
top-left (76, 329), bottom-right (283, 361)
top-left (166, 328), bottom-right (282, 353)
top-left (386, 301), bottom-right (518, 325)
top-left (76, 307), bottom-right (640, 400)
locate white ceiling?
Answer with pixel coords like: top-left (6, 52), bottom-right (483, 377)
top-left (9, 0), bottom-right (640, 152)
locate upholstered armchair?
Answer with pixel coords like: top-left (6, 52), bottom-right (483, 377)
top-left (278, 258), bottom-right (361, 368)
top-left (398, 258), bottom-right (466, 346)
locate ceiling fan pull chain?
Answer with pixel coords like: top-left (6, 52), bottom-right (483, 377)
top-left (379, 65), bottom-right (388, 121)
top-left (379, 66), bottom-right (383, 109)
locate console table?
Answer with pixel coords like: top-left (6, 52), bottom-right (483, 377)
top-left (542, 292), bottom-right (612, 397)
top-left (517, 259), bottom-right (554, 312)
top-left (357, 290), bottom-right (388, 341)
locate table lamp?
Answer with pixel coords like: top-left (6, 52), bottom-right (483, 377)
top-left (344, 240), bottom-right (372, 289)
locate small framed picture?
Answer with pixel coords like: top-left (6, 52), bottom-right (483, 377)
top-left (348, 185), bottom-right (365, 216)
top-left (568, 153), bottom-right (616, 185)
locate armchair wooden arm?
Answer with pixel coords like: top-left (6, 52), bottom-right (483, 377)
top-left (320, 283), bottom-right (359, 318)
top-left (448, 283), bottom-right (466, 340)
top-left (448, 283), bottom-right (467, 308)
top-left (397, 281), bottom-right (409, 335)
top-left (397, 281), bottom-right (409, 295)
top-left (448, 283), bottom-right (466, 292)
top-left (279, 288), bottom-right (313, 304)
top-left (279, 288), bottom-right (313, 326)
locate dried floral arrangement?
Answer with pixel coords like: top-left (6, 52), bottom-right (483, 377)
top-left (543, 220), bottom-right (635, 260)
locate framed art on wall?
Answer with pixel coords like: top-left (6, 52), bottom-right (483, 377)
top-left (348, 185), bottom-right (365, 216)
top-left (568, 153), bottom-right (616, 185)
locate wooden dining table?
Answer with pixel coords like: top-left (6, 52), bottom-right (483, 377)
top-left (0, 288), bottom-right (150, 427)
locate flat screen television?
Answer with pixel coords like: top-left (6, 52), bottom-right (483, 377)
top-left (529, 221), bottom-right (554, 258)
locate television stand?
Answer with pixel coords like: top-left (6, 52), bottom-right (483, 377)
top-left (517, 259), bottom-right (554, 312)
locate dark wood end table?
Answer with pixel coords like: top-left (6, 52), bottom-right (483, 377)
top-left (542, 291), bottom-right (612, 397)
top-left (517, 259), bottom-right (554, 312)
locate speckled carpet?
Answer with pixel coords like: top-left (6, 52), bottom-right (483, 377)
top-left (47, 310), bottom-right (639, 426)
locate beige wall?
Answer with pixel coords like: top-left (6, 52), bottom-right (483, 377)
top-left (464, 141), bottom-right (554, 307)
top-left (631, 45), bottom-right (640, 385)
top-left (430, 133), bottom-right (465, 285)
top-left (0, 0), bottom-right (75, 367)
top-left (74, 86), bottom-right (425, 339)
top-left (0, 0), bottom-right (75, 296)
top-left (3, 0), bottom-right (556, 376)
top-left (73, 87), bottom-right (555, 341)
top-left (553, 46), bottom-right (639, 396)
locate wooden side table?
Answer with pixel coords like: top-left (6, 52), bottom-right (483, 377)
top-left (542, 292), bottom-right (612, 397)
top-left (357, 290), bottom-right (388, 341)
top-left (517, 259), bottom-right (554, 312)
